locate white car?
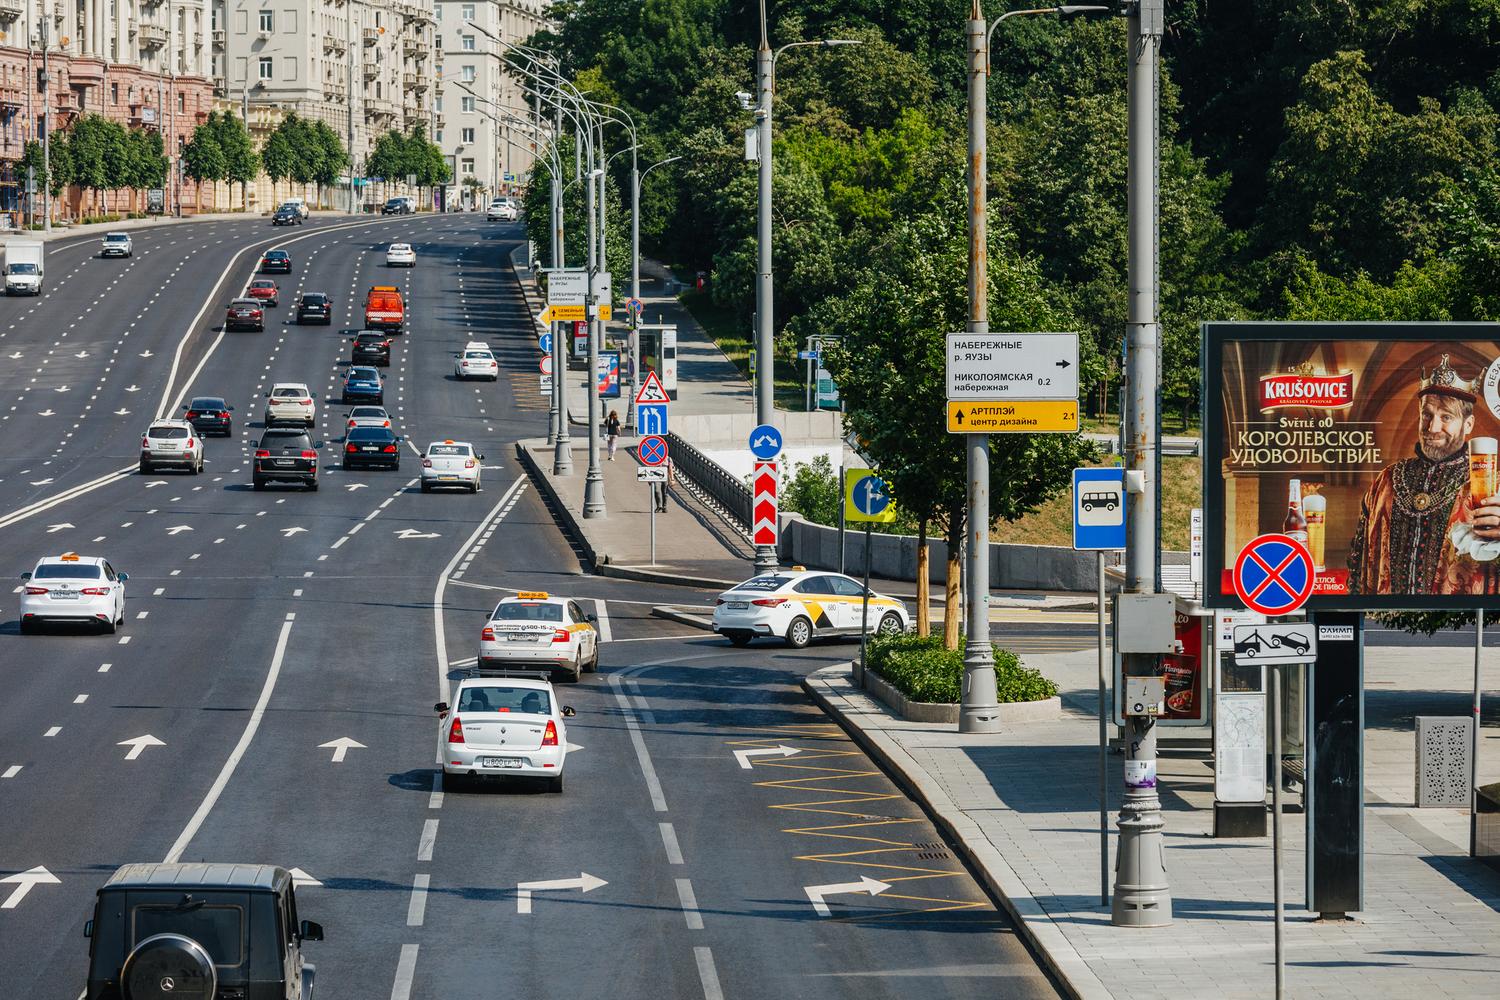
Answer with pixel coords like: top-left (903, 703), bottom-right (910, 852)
top-left (435, 671), bottom-right (575, 792)
top-left (100, 232), bottom-right (133, 258)
top-left (711, 569), bottom-right (912, 648)
top-left (263, 382), bottom-right (317, 428)
top-left (386, 242), bottom-right (416, 267)
top-left (139, 419), bottom-right (204, 474)
top-left (486, 198), bottom-right (519, 222)
top-left (455, 342), bottom-right (499, 380)
top-left (346, 405), bottom-right (392, 431)
top-left (420, 439), bottom-right (483, 493)
top-left (478, 592), bottom-right (598, 682)
top-left (20, 552), bottom-right (128, 634)
top-left (281, 197), bottom-right (310, 219)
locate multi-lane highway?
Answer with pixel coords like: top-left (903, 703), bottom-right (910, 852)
top-left (0, 215), bottom-right (1060, 998)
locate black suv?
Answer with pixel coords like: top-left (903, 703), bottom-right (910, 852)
top-left (254, 429), bottom-right (320, 491)
top-left (272, 207), bottom-right (302, 226)
top-left (351, 331), bottom-right (391, 367)
top-left (382, 197), bottom-right (412, 215)
top-left (84, 863), bottom-right (322, 1000)
top-left (296, 292), bottom-right (332, 325)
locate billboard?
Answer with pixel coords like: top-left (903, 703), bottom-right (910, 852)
top-left (1205, 323), bottom-right (1500, 609)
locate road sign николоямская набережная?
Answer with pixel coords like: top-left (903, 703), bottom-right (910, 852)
top-left (945, 332), bottom-right (1080, 434)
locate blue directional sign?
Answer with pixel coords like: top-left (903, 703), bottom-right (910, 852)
top-left (1072, 467), bottom-right (1127, 551)
top-left (538, 331), bottom-right (553, 354)
top-left (748, 424), bottom-right (783, 461)
top-left (637, 403), bottom-right (668, 436)
top-left (851, 476), bottom-right (890, 517)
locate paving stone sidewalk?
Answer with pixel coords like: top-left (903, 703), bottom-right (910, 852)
top-left (805, 647), bottom-right (1500, 1000)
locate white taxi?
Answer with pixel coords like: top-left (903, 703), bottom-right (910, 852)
top-left (455, 342), bottom-right (499, 381)
top-left (20, 552), bottom-right (128, 634)
top-left (435, 671), bottom-right (575, 792)
top-left (386, 242), bottom-right (416, 267)
top-left (263, 383), bottom-right (317, 428)
top-left (420, 439), bottom-right (482, 493)
top-left (478, 592), bottom-right (598, 682)
top-left (712, 569), bottom-right (912, 648)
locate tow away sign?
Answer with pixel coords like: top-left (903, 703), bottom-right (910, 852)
top-left (945, 333), bottom-right (1078, 401)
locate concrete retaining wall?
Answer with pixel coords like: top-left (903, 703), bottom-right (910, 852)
top-left (673, 410), bottom-right (845, 447)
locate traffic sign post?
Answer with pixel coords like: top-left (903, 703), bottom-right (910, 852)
top-left (748, 424), bottom-right (783, 461)
top-left (638, 432), bottom-right (670, 566)
top-left (1232, 622), bottom-right (1317, 666)
top-left (841, 469), bottom-right (895, 675)
top-left (538, 331), bottom-right (553, 354)
top-left (637, 435), bottom-right (668, 467)
top-left (753, 462), bottom-right (779, 547)
top-left (947, 400), bottom-right (1078, 433)
top-left (1232, 534), bottom-right (1314, 617)
top-left (945, 332), bottom-right (1079, 400)
top-left (539, 356), bottom-right (553, 376)
top-left (635, 371), bottom-right (670, 435)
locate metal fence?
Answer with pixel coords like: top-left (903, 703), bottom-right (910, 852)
top-left (667, 432), bottom-right (752, 532)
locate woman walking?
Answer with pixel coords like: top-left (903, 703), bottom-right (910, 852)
top-left (605, 409), bottom-right (622, 460)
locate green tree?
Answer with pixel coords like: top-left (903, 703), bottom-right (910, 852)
top-left (311, 120), bottom-right (348, 207)
top-left (67, 114), bottom-right (129, 214)
top-left (260, 120), bottom-right (296, 207)
top-left (182, 117), bottom-right (227, 212)
top-left (211, 112), bottom-right (259, 210)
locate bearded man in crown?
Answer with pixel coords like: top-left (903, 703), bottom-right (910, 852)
top-left (1347, 354), bottom-right (1499, 595)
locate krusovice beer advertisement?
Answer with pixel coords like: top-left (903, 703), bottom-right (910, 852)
top-left (1204, 323), bottom-right (1500, 610)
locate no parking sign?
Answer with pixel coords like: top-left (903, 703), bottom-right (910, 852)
top-left (1232, 534), bottom-right (1314, 616)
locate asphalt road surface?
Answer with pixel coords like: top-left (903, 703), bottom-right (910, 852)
top-left (0, 215), bottom-right (1061, 999)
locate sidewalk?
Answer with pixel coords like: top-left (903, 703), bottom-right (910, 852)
top-left (805, 647), bottom-right (1500, 1000)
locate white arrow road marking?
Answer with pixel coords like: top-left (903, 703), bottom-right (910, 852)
top-left (318, 737), bottom-right (365, 763)
top-left (45, 522), bottom-right (73, 533)
top-left (804, 876), bottom-right (891, 917)
top-left (30, 478), bottom-right (55, 486)
top-left (113, 408), bottom-right (130, 416)
top-left (74, 351), bottom-right (88, 359)
top-left (124, 385), bottom-right (140, 392)
top-left (287, 868), bottom-right (322, 889)
top-left (53, 385), bottom-right (70, 393)
top-left (733, 745), bottom-right (801, 769)
top-left (166, 525), bottom-right (193, 535)
top-left (516, 872), bottom-right (607, 914)
top-left (345, 483), bottom-right (369, 491)
top-left (144, 480), bottom-right (168, 488)
top-left (281, 526), bottom-right (308, 537)
top-left (395, 529), bottom-right (441, 539)
top-left (139, 350), bottom-right (154, 358)
top-left (36, 409), bottom-right (55, 417)
top-left (118, 734), bottom-right (166, 760)
top-left (0, 866), bottom-right (61, 909)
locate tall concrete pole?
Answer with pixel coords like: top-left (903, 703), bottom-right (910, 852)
top-left (1112, 0), bottom-right (1172, 927)
top-left (582, 122), bottom-right (606, 518)
top-left (551, 104), bottom-right (573, 476)
top-left (41, 20), bottom-right (51, 233)
top-left (627, 148), bottom-right (640, 430)
top-left (960, 5), bottom-right (1000, 734)
top-left (752, 11), bottom-right (777, 573)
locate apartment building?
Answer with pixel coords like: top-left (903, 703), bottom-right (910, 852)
top-left (214, 0), bottom-right (434, 197)
top-left (0, 1), bottom-right (215, 215)
top-left (433, 0), bottom-right (546, 208)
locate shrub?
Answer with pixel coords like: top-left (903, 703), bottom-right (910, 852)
top-left (865, 634), bottom-right (1057, 704)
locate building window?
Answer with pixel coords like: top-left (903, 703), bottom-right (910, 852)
top-left (178, 92), bottom-right (186, 112)
top-left (259, 10), bottom-right (273, 32)
top-left (435, 96), bottom-right (443, 112)
top-left (111, 83), bottom-right (119, 105)
top-left (435, 130), bottom-right (443, 143)
top-left (461, 127), bottom-right (474, 143)
top-left (259, 57), bottom-right (274, 80)
top-left (461, 158), bottom-right (475, 175)
top-left (461, 3), bottom-right (474, 19)
top-left (461, 34), bottom-right (475, 51)
top-left (460, 65), bottom-right (475, 83)
top-left (460, 96), bottom-right (475, 113)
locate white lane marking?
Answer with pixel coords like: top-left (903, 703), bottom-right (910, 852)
top-left (676, 878), bottom-right (704, 930)
top-left (153, 587), bottom-right (164, 595)
top-left (293, 588), bottom-right (303, 597)
top-left (695, 947), bottom-right (724, 1000)
top-left (331, 536), bottom-right (348, 549)
top-left (136, 611), bottom-right (148, 619)
top-left (389, 943), bottom-right (419, 1000)
top-left (406, 874), bottom-right (430, 927)
top-left (593, 598), bottom-right (612, 643)
top-left (73, 694), bottom-right (88, 704)
top-left (428, 771), bottom-right (443, 810)
top-left (98, 663), bottom-right (111, 673)
top-left (660, 823), bottom-right (685, 865)
top-left (163, 617), bottom-right (295, 863)
top-left (44, 727), bottom-right (60, 737)
top-left (118, 635), bottom-right (131, 645)
top-left (609, 669), bottom-right (668, 813)
top-left (417, 819), bottom-right (439, 862)
top-left (2, 765), bottom-right (21, 779)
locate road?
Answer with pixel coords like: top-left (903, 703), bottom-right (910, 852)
top-left (0, 215), bottom-right (1060, 998)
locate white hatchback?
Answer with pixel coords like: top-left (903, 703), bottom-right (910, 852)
top-left (263, 383), bottom-right (317, 428)
top-left (386, 243), bottom-right (416, 267)
top-left (20, 553), bottom-right (128, 634)
top-left (486, 198), bottom-right (519, 222)
top-left (455, 344), bottom-right (499, 381)
top-left (435, 673), bottom-right (575, 792)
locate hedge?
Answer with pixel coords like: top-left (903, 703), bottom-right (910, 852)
top-left (865, 634), bottom-right (1058, 705)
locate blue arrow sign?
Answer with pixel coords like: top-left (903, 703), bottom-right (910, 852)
top-left (748, 424), bottom-right (783, 460)
top-left (637, 403), bottom-right (668, 436)
top-left (538, 331), bottom-right (553, 354)
top-left (851, 475), bottom-right (891, 518)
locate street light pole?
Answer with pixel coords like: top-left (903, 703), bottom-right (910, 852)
top-left (552, 100), bottom-right (572, 476)
top-left (1112, 0), bottom-right (1172, 927)
top-left (40, 20), bottom-right (50, 233)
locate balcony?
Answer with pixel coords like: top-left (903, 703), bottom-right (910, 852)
top-left (362, 63), bottom-right (379, 81)
top-left (324, 34), bottom-right (347, 54)
top-left (402, 36), bottom-right (422, 56)
top-left (362, 27), bottom-right (379, 46)
top-left (402, 73), bottom-right (427, 92)
top-left (323, 81), bottom-right (347, 101)
top-left (139, 24), bottom-right (168, 49)
top-left (365, 97), bottom-right (398, 120)
top-left (0, 0), bottom-right (22, 22)
top-left (212, 75), bottom-right (226, 95)
top-left (212, 29), bottom-right (225, 49)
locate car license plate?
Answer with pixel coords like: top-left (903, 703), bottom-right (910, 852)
top-left (439, 475), bottom-right (457, 480)
top-left (275, 459), bottom-right (293, 466)
top-left (728, 601), bottom-right (749, 610)
top-left (506, 634), bottom-right (536, 642)
top-left (52, 590), bottom-right (79, 600)
top-left (482, 757), bottom-right (523, 769)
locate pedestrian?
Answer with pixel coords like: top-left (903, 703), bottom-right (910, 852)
top-left (605, 410), bottom-right (621, 460)
top-left (654, 456), bottom-right (674, 512)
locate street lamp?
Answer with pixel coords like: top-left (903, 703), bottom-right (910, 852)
top-left (754, 2), bottom-right (862, 571)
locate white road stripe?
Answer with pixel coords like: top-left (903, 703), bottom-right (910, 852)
top-left (593, 598), bottom-right (612, 643)
top-left (676, 878), bottom-right (704, 930)
top-left (2, 765), bottom-right (21, 779)
top-left (406, 874), bottom-right (430, 926)
top-left (428, 771), bottom-right (443, 810)
top-left (416, 819), bottom-right (438, 862)
top-left (609, 669), bottom-right (668, 813)
top-left (389, 944), bottom-right (419, 1000)
top-left (694, 947), bottom-right (724, 1000)
top-left (659, 823), bottom-right (684, 865)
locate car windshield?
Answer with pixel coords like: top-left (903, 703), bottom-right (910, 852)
top-left (250, 280), bottom-right (275, 289)
top-left (272, 388), bottom-right (305, 398)
top-left (428, 444), bottom-right (469, 457)
top-left (189, 398), bottom-right (225, 410)
top-left (9, 263), bottom-right (37, 274)
top-left (133, 902), bottom-right (244, 965)
top-left (348, 368), bottom-right (378, 380)
top-left (458, 686), bottom-right (552, 715)
top-left (147, 426), bottom-right (189, 439)
top-left (731, 576), bottom-right (793, 593)
top-left (348, 427), bottom-right (393, 441)
top-left (301, 294), bottom-right (327, 304)
top-left (265, 252), bottom-right (288, 259)
top-left (34, 563), bottom-right (102, 580)
top-left (232, 300), bottom-right (258, 308)
top-left (464, 351), bottom-right (492, 360)
top-left (493, 602), bottom-right (564, 623)
top-left (356, 334), bottom-right (384, 343)
top-left (105, 234), bottom-right (128, 243)
top-left (390, 244), bottom-right (410, 252)
top-left (350, 407), bottom-right (386, 418)
top-left (261, 433), bottom-right (311, 449)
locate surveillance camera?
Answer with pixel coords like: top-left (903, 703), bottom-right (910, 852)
top-left (735, 91), bottom-right (752, 111)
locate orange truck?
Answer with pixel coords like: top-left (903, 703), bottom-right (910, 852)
top-left (364, 285), bottom-right (405, 331)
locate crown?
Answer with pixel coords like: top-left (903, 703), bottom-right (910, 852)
top-left (1287, 362), bottom-right (1317, 377)
top-left (1419, 353), bottom-right (1478, 401)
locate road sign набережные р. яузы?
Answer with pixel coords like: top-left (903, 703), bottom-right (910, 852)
top-left (1232, 534), bottom-right (1315, 616)
top-left (749, 424), bottom-right (783, 461)
top-left (844, 469), bottom-right (897, 524)
top-left (1072, 467), bottom-right (1126, 550)
top-left (947, 400), bottom-right (1077, 433)
top-left (945, 332), bottom-right (1078, 400)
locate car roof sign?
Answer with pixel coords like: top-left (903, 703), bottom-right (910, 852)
top-left (516, 591), bottom-right (550, 600)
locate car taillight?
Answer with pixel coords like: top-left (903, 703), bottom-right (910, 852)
top-left (751, 599), bottom-right (783, 607)
top-left (185, 411), bottom-right (197, 419)
top-left (80, 587), bottom-right (109, 596)
top-left (300, 399), bottom-right (311, 406)
top-left (422, 459), bottom-right (432, 468)
top-left (24, 586), bottom-right (47, 595)
top-left (542, 721), bottom-right (558, 747)
top-left (300, 450), bottom-right (317, 459)
top-left (464, 458), bottom-right (476, 469)
top-left (481, 626), bottom-right (495, 641)
top-left (447, 716), bottom-right (465, 744)
top-left (382, 341), bottom-right (390, 347)
top-left (383, 420), bottom-right (390, 427)
top-left (346, 443), bottom-right (358, 453)
top-left (186, 438), bottom-right (195, 448)
top-left (141, 437), bottom-right (150, 448)
top-left (348, 420), bottom-right (356, 428)
top-left (715, 598), bottom-right (726, 605)
top-left (255, 449), bottom-right (270, 458)
top-left (551, 628), bottom-right (571, 644)
top-left (383, 444), bottom-right (398, 453)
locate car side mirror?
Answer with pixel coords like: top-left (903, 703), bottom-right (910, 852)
top-left (299, 919), bottom-right (324, 942)
top-left (435, 702), bottom-right (448, 713)
top-left (562, 706), bottom-right (576, 717)
top-left (180, 403), bottom-right (188, 409)
top-left (314, 441), bottom-right (324, 449)
top-left (478, 454), bottom-right (486, 461)
top-left (20, 572), bottom-right (30, 581)
top-left (228, 405), bottom-right (235, 411)
top-left (83, 919), bottom-right (93, 938)
top-left (585, 614), bottom-right (597, 623)
top-left (118, 573), bottom-right (129, 582)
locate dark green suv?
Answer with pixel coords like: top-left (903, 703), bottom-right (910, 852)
top-left (84, 863), bottom-right (323, 1000)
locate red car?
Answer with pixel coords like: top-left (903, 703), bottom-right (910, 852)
top-left (246, 279), bottom-right (280, 307)
top-left (226, 299), bottom-right (264, 331)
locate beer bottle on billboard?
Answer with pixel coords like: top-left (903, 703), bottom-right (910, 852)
top-left (1303, 489), bottom-right (1326, 571)
top-left (1282, 478), bottom-right (1309, 544)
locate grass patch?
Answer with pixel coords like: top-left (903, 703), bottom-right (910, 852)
top-left (989, 455), bottom-right (1201, 551)
top-left (867, 634), bottom-right (1057, 704)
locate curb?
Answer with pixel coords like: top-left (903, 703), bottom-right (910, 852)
top-left (513, 441), bottom-right (597, 572)
top-left (649, 606), bottom-right (716, 630)
top-left (803, 664), bottom-right (1112, 1000)
top-left (599, 563), bottom-right (737, 590)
